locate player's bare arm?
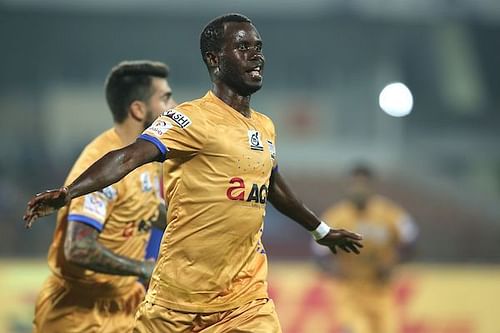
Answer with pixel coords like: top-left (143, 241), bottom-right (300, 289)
top-left (64, 221), bottom-right (155, 280)
top-left (23, 139), bottom-right (161, 227)
top-left (268, 168), bottom-right (363, 254)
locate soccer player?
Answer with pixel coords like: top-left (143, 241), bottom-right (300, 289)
top-left (31, 61), bottom-right (175, 333)
top-left (312, 165), bottom-right (418, 333)
top-left (24, 14), bottom-right (363, 333)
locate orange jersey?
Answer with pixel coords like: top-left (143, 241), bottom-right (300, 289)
top-left (48, 128), bottom-right (162, 293)
top-left (139, 91), bottom-right (277, 312)
top-left (321, 196), bottom-right (415, 283)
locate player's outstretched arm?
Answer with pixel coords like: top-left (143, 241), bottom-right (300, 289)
top-left (64, 221), bottom-right (155, 280)
top-left (23, 139), bottom-right (161, 228)
top-left (268, 168), bottom-right (363, 254)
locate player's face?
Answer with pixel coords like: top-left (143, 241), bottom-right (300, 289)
top-left (218, 22), bottom-right (265, 96)
top-left (347, 175), bottom-right (373, 209)
top-left (144, 77), bottom-right (175, 129)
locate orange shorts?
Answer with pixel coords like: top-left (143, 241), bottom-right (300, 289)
top-left (134, 298), bottom-right (282, 333)
top-left (33, 274), bottom-right (145, 333)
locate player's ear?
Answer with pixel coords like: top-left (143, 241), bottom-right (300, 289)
top-left (129, 100), bottom-right (146, 122)
top-left (205, 51), bottom-right (219, 68)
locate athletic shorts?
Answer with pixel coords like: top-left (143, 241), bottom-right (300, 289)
top-left (134, 298), bottom-right (282, 333)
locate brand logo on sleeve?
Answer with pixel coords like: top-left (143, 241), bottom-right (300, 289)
top-left (83, 193), bottom-right (107, 218)
top-left (248, 130), bottom-right (264, 151)
top-left (148, 119), bottom-right (172, 136)
top-left (267, 140), bottom-right (276, 160)
top-left (163, 109), bottom-right (192, 128)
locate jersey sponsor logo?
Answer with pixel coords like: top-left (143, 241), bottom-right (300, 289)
top-left (140, 172), bottom-right (153, 192)
top-left (248, 130), bottom-right (264, 151)
top-left (147, 119), bottom-right (173, 136)
top-left (226, 177), bottom-right (268, 204)
top-left (122, 219), bottom-right (152, 238)
top-left (163, 109), bottom-right (192, 128)
top-left (83, 193), bottom-right (107, 218)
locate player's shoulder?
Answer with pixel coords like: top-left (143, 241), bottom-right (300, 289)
top-left (66, 129), bottom-right (120, 184)
top-left (163, 98), bottom-right (208, 127)
top-left (252, 110), bottom-right (274, 124)
top-left (80, 128), bottom-right (120, 159)
top-left (373, 195), bottom-right (406, 215)
top-left (322, 200), bottom-right (352, 218)
top-left (253, 110), bottom-right (276, 133)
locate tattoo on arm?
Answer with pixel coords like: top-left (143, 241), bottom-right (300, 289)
top-left (64, 221), bottom-right (148, 279)
top-left (268, 169), bottom-right (321, 231)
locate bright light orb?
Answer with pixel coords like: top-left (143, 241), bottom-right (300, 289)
top-left (378, 82), bottom-right (413, 117)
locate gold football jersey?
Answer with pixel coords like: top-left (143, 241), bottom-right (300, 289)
top-left (140, 91), bottom-right (277, 312)
top-left (48, 128), bottom-right (161, 293)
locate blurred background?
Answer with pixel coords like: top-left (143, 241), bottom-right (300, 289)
top-left (1, 0), bottom-right (499, 332)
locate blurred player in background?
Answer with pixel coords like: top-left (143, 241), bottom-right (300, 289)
top-left (32, 60), bottom-right (174, 333)
top-left (24, 14), bottom-right (363, 333)
top-left (312, 165), bottom-right (418, 333)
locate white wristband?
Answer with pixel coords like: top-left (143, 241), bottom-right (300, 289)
top-left (311, 221), bottom-right (330, 241)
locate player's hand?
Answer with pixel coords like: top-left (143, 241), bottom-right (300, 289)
top-left (23, 187), bottom-right (70, 228)
top-left (316, 228), bottom-right (363, 255)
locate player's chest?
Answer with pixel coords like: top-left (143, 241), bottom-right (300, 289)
top-left (205, 122), bottom-right (276, 171)
top-left (348, 215), bottom-right (395, 246)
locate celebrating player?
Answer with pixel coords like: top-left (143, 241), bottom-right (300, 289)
top-left (32, 61), bottom-right (174, 333)
top-left (24, 14), bottom-right (362, 332)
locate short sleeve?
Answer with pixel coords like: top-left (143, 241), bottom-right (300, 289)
top-left (264, 116), bottom-right (278, 171)
top-left (270, 127), bottom-right (278, 170)
top-left (67, 185), bottom-right (118, 232)
top-left (64, 144), bottom-right (120, 232)
top-left (139, 106), bottom-right (208, 161)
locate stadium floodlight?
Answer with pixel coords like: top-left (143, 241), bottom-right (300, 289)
top-left (378, 82), bottom-right (413, 117)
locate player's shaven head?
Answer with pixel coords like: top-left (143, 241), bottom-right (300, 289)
top-left (105, 60), bottom-right (169, 124)
top-left (200, 13), bottom-right (252, 66)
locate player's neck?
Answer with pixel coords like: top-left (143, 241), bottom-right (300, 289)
top-left (212, 85), bottom-right (251, 118)
top-left (114, 119), bottom-right (144, 146)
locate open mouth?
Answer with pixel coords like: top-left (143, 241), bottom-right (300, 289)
top-left (247, 66), bottom-right (263, 80)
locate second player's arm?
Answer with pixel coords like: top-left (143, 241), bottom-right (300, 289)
top-left (268, 168), bottom-right (363, 254)
top-left (64, 221), bottom-right (154, 280)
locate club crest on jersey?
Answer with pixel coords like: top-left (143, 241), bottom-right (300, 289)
top-left (140, 172), bottom-right (153, 192)
top-left (163, 109), bottom-right (192, 128)
top-left (248, 130), bottom-right (264, 151)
